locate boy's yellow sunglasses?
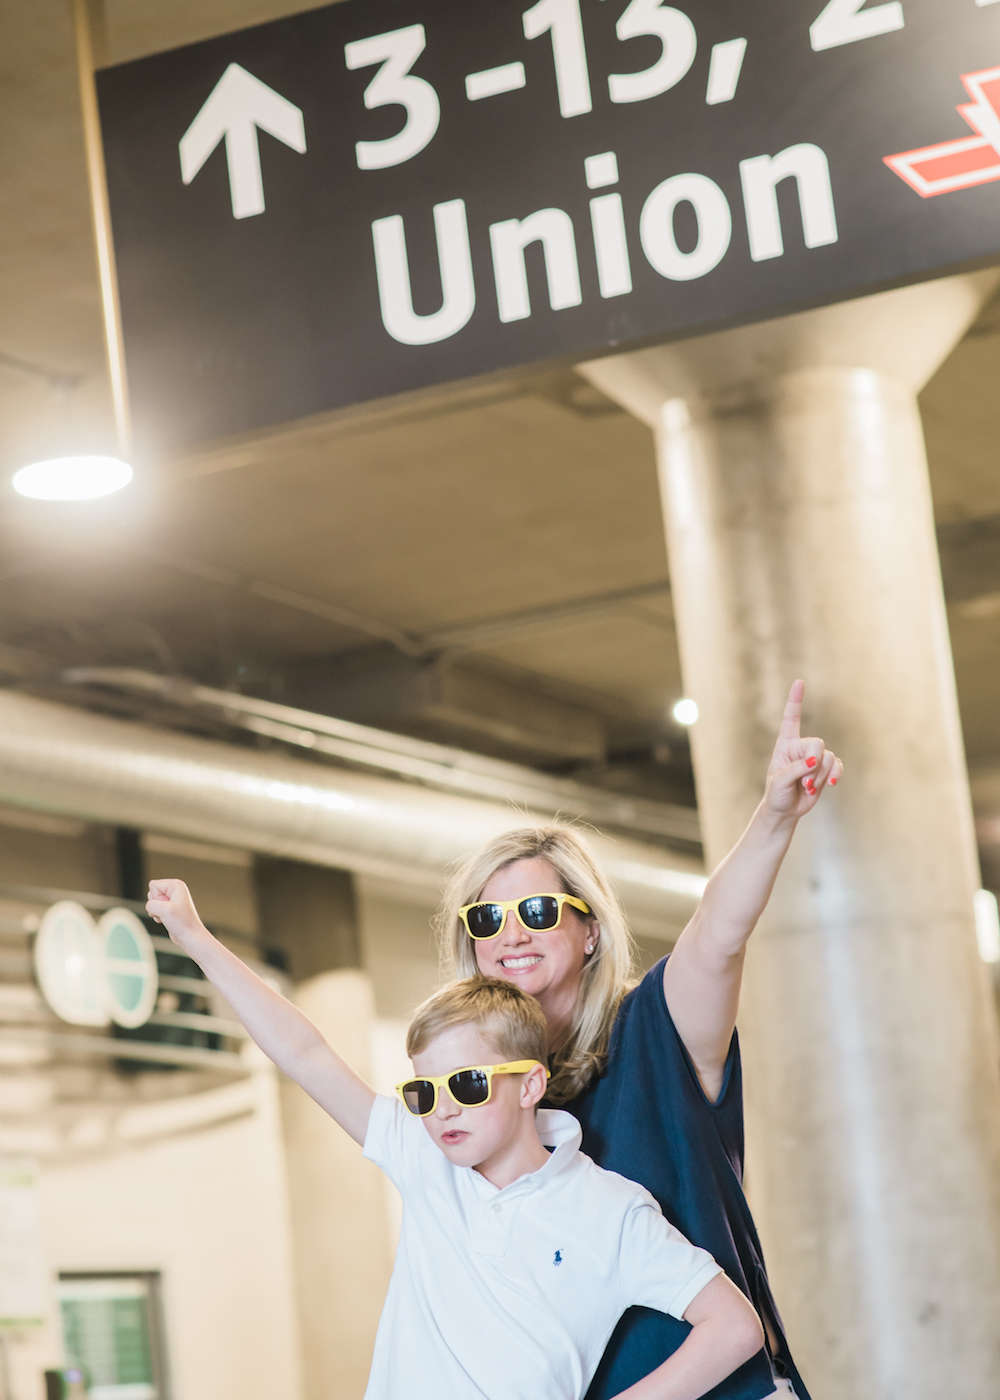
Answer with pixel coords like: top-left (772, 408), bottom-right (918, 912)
top-left (458, 893), bottom-right (591, 941)
top-left (396, 1060), bottom-right (547, 1117)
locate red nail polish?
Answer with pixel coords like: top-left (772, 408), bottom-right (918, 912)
top-left (806, 781), bottom-right (816, 793)
top-left (830, 777), bottom-right (837, 786)
top-left (806, 757), bottom-right (817, 768)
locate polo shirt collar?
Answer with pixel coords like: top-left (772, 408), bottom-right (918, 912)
top-left (536, 1108), bottom-right (582, 1165)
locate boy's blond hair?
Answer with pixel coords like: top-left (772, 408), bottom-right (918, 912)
top-left (406, 976), bottom-right (548, 1065)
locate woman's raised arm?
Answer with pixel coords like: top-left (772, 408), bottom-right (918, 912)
top-left (662, 680), bottom-right (843, 1101)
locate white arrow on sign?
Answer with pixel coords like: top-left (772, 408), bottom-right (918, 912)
top-left (179, 63), bottom-right (306, 220)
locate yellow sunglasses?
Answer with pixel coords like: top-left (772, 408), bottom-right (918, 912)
top-left (458, 893), bottom-right (591, 941)
top-left (395, 1060), bottom-right (547, 1117)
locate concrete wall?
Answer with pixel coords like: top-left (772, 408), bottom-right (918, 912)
top-left (4, 1061), bottom-right (301, 1400)
top-left (44, 1062), bottom-right (301, 1400)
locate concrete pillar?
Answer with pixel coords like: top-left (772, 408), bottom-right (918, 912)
top-left (581, 273), bottom-right (1000, 1400)
top-left (255, 859), bottom-right (392, 1400)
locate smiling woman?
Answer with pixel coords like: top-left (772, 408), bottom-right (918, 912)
top-left (436, 680), bottom-right (843, 1400)
top-left (444, 845), bottom-right (632, 1105)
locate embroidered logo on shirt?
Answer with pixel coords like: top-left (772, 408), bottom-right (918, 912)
top-left (553, 1250), bottom-right (563, 1266)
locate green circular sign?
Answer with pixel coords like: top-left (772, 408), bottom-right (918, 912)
top-left (97, 908), bottom-right (159, 1029)
top-left (33, 901), bottom-right (109, 1028)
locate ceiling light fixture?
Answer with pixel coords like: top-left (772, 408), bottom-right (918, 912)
top-left (672, 697), bottom-right (698, 726)
top-left (12, 455), bottom-right (133, 502)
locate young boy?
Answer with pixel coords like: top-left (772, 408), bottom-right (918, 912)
top-left (146, 878), bottom-right (764, 1400)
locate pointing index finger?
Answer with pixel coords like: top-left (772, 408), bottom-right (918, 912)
top-left (778, 679), bottom-right (805, 745)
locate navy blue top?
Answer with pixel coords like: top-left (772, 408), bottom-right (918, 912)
top-left (559, 957), bottom-right (809, 1400)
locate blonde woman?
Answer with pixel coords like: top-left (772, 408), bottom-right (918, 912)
top-left (438, 681), bottom-right (842, 1400)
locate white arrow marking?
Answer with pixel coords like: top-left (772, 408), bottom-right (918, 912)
top-left (179, 63), bottom-right (306, 220)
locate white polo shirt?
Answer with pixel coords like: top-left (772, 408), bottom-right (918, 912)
top-left (362, 1095), bottom-right (721, 1400)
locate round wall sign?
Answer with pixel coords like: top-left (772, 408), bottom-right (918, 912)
top-left (33, 901), bottom-right (109, 1028)
top-left (33, 902), bottom-right (160, 1030)
top-left (97, 908), bottom-right (159, 1029)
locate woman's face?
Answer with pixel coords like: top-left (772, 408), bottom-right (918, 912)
top-left (472, 856), bottom-right (594, 1025)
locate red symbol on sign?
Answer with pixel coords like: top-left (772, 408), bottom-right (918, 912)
top-left (884, 66), bottom-right (1000, 197)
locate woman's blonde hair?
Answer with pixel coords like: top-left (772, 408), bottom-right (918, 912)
top-left (435, 825), bottom-right (637, 1104)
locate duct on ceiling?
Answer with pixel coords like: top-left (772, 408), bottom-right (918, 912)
top-left (0, 690), bottom-right (704, 937)
top-left (62, 667), bottom-right (701, 847)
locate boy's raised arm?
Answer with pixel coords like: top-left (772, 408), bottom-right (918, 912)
top-left (612, 1273), bottom-right (765, 1400)
top-left (146, 878), bottom-right (375, 1145)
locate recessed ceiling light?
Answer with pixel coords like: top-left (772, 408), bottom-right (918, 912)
top-left (12, 455), bottom-right (133, 501)
top-left (672, 697), bottom-right (698, 726)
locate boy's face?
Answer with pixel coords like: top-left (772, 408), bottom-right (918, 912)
top-left (410, 1024), bottom-right (537, 1172)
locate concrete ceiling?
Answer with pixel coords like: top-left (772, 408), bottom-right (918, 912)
top-left (1, 0), bottom-right (1000, 829)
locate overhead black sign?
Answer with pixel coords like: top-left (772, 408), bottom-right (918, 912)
top-left (97, 0), bottom-right (1000, 454)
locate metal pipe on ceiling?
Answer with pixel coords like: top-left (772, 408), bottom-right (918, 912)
top-left (0, 690), bottom-right (704, 936)
top-left (61, 667), bottom-right (702, 846)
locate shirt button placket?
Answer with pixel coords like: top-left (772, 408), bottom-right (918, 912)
top-left (473, 1197), bottom-right (513, 1256)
